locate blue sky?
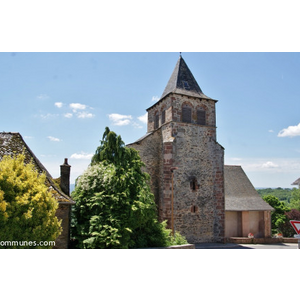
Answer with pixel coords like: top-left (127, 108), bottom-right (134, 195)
top-left (1, 52), bottom-right (300, 188)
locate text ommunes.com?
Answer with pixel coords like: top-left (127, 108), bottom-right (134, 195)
top-left (0, 240), bottom-right (55, 247)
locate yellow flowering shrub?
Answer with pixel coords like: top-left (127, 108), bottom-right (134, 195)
top-left (0, 154), bottom-right (62, 248)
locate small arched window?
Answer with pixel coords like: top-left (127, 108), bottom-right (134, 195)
top-left (190, 177), bottom-right (198, 191)
top-left (161, 109), bottom-right (166, 124)
top-left (154, 112), bottom-right (159, 129)
top-left (191, 205), bottom-right (198, 213)
top-left (182, 104), bottom-right (192, 123)
top-left (197, 109), bottom-right (206, 125)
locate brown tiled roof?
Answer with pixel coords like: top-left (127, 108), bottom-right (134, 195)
top-left (0, 132), bottom-right (74, 204)
top-left (225, 165), bottom-right (274, 211)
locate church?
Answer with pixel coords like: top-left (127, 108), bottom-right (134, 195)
top-left (128, 55), bottom-right (225, 243)
top-left (128, 54), bottom-right (274, 244)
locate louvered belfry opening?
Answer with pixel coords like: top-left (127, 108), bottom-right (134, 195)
top-left (161, 110), bottom-right (166, 124)
top-left (182, 104), bottom-right (192, 123)
top-left (154, 112), bottom-right (159, 129)
top-left (197, 109), bottom-right (206, 125)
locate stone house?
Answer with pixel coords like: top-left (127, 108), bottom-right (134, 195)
top-left (0, 132), bottom-right (74, 248)
top-left (128, 55), bottom-right (274, 243)
top-left (224, 165), bottom-right (274, 238)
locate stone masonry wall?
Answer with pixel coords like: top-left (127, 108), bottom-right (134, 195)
top-left (168, 123), bottom-right (224, 243)
top-left (147, 94), bottom-right (217, 135)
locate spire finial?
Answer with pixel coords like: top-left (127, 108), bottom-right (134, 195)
top-left (179, 52), bottom-right (182, 57)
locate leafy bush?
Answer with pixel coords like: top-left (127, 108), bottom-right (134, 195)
top-left (263, 195), bottom-right (290, 235)
top-left (0, 154), bottom-right (62, 248)
top-left (289, 188), bottom-right (300, 210)
top-left (71, 127), bottom-right (187, 248)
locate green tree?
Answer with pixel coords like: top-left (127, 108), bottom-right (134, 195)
top-left (263, 195), bottom-right (290, 235)
top-left (0, 154), bottom-right (62, 248)
top-left (71, 127), bottom-right (187, 248)
top-left (289, 188), bottom-right (300, 210)
top-left (257, 188), bottom-right (293, 203)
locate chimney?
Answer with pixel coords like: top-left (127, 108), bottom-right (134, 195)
top-left (60, 158), bottom-right (71, 196)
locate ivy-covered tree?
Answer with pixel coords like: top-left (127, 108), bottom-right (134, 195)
top-left (0, 154), bottom-right (62, 248)
top-left (71, 127), bottom-right (187, 248)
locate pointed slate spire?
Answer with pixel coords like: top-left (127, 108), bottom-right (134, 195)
top-left (160, 55), bottom-right (212, 100)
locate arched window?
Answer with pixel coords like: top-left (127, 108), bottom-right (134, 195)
top-left (161, 109), bottom-right (166, 124)
top-left (197, 109), bottom-right (206, 125)
top-left (154, 112), bottom-right (159, 129)
top-left (191, 205), bottom-right (198, 213)
top-left (182, 104), bottom-right (192, 123)
top-left (190, 177), bottom-right (198, 191)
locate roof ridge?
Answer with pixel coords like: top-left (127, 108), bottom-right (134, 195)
top-left (0, 132), bottom-right (74, 204)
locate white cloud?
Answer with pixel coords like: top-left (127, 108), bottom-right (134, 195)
top-left (55, 102), bottom-right (63, 108)
top-left (70, 152), bottom-right (93, 160)
top-left (70, 103), bottom-right (87, 112)
top-left (39, 113), bottom-right (59, 119)
top-left (278, 123), bottom-right (300, 137)
top-left (108, 113), bottom-right (132, 126)
top-left (47, 136), bottom-right (61, 142)
top-left (131, 122), bottom-right (143, 129)
top-left (151, 96), bottom-right (159, 102)
top-left (37, 94), bottom-right (50, 100)
top-left (77, 111), bottom-right (95, 119)
top-left (268, 129), bottom-right (274, 133)
top-left (261, 161), bottom-right (279, 168)
top-left (138, 113), bottom-right (148, 124)
top-left (64, 113), bottom-right (73, 118)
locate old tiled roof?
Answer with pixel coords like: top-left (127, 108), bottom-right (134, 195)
top-left (0, 132), bottom-right (74, 204)
top-left (225, 165), bottom-right (274, 211)
top-left (147, 55), bottom-right (216, 111)
top-left (161, 55), bottom-right (213, 100)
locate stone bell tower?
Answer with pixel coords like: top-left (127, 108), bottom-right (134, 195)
top-left (128, 55), bottom-right (225, 243)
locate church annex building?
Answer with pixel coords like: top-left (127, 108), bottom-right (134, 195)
top-left (128, 55), bottom-right (273, 243)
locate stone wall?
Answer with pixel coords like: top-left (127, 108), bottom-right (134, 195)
top-left (147, 94), bottom-right (217, 136)
top-left (169, 123), bottom-right (224, 243)
top-left (227, 237), bottom-right (299, 244)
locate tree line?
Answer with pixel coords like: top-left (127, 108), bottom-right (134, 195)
top-left (257, 187), bottom-right (300, 210)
